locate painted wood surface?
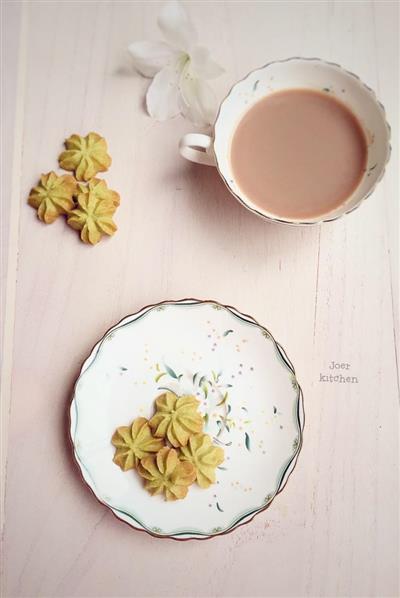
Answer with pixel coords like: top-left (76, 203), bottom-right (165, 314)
top-left (1, 1), bottom-right (398, 597)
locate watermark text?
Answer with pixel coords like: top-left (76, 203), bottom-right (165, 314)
top-left (319, 361), bottom-right (358, 383)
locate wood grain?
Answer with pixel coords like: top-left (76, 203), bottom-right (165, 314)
top-left (1, 1), bottom-right (398, 597)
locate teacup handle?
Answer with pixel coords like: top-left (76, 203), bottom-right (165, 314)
top-left (179, 133), bottom-right (216, 167)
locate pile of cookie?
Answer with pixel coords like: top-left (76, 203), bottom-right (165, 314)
top-left (28, 132), bottom-right (119, 245)
top-left (112, 391), bottom-right (224, 501)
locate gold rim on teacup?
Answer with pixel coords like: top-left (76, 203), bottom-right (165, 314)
top-left (179, 57), bottom-right (391, 226)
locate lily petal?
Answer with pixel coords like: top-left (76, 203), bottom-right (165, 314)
top-left (190, 46), bottom-right (225, 80)
top-left (128, 40), bottom-right (181, 78)
top-left (179, 67), bottom-right (217, 126)
top-left (146, 60), bottom-right (183, 121)
top-left (158, 0), bottom-right (197, 52)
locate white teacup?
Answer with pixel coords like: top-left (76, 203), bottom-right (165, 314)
top-left (179, 57), bottom-right (391, 225)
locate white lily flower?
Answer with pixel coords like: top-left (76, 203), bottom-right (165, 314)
top-left (128, 1), bottom-right (224, 127)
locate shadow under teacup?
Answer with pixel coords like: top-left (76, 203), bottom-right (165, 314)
top-left (179, 57), bottom-right (391, 226)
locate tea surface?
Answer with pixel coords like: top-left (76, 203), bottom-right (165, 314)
top-left (229, 89), bottom-right (367, 220)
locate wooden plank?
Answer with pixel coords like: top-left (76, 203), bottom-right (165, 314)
top-left (2, 2), bottom-right (398, 596)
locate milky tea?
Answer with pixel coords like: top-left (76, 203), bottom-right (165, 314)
top-left (229, 89), bottom-right (368, 220)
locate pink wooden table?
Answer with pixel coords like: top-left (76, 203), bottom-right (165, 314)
top-left (1, 2), bottom-right (398, 597)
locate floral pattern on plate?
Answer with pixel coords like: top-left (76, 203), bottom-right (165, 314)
top-left (70, 299), bottom-right (304, 539)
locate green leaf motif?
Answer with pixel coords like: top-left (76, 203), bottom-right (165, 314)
top-left (216, 502), bottom-right (224, 512)
top-left (155, 372), bottom-right (166, 383)
top-left (157, 386), bottom-right (178, 396)
top-left (202, 383), bottom-right (208, 398)
top-left (245, 432), bottom-right (251, 451)
top-left (165, 364), bottom-right (178, 379)
top-left (223, 330), bottom-right (234, 337)
top-left (216, 392), bottom-right (228, 406)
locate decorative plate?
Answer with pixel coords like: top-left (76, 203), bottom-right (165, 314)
top-left (69, 299), bottom-right (304, 540)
